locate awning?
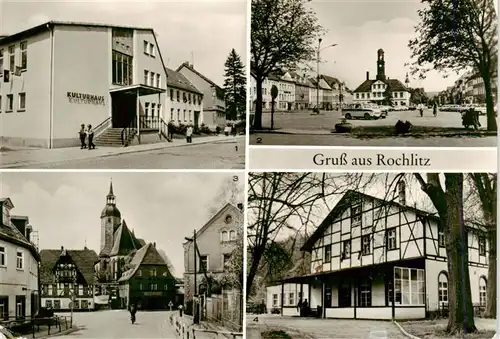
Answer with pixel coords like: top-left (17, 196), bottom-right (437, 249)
top-left (109, 84), bottom-right (166, 96)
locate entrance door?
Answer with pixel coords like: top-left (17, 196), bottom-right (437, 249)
top-left (194, 111), bottom-right (200, 129)
top-left (112, 92), bottom-right (137, 128)
top-left (338, 281), bottom-right (351, 307)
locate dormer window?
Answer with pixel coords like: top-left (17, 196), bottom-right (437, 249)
top-left (2, 204), bottom-right (10, 225)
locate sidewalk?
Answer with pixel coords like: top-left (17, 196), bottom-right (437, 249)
top-left (1, 135), bottom-right (243, 168)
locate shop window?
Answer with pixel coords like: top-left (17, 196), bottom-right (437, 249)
top-left (359, 279), bottom-right (371, 307)
top-left (73, 300), bottom-right (80, 309)
top-left (323, 244), bottom-right (331, 263)
top-left (479, 277), bottom-right (487, 306)
top-left (18, 93), bottom-right (26, 111)
top-left (0, 297), bottom-right (7, 320)
top-left (438, 271), bottom-right (448, 303)
top-left (386, 228), bottom-right (397, 250)
top-left (81, 300), bottom-right (89, 309)
top-left (6, 94), bottom-right (13, 112)
top-left (20, 41), bottom-right (27, 70)
top-left (479, 236), bottom-right (486, 256)
top-left (394, 267), bottom-right (425, 305)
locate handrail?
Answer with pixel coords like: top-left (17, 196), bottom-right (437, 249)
top-left (93, 117), bottom-right (112, 138)
top-left (159, 117), bottom-right (170, 139)
top-left (120, 116), bottom-right (137, 146)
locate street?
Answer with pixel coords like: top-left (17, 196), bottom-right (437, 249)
top-left (2, 138), bottom-right (245, 169)
top-left (246, 315), bottom-right (407, 339)
top-left (55, 310), bottom-right (176, 338)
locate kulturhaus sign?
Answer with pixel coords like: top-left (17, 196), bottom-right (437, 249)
top-left (67, 92), bottom-right (106, 105)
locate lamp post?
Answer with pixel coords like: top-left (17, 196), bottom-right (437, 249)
top-left (316, 39), bottom-right (338, 114)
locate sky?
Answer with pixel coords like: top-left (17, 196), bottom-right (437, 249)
top-left (0, 0), bottom-right (246, 86)
top-left (305, 0), bottom-right (467, 92)
top-left (0, 172), bottom-right (244, 277)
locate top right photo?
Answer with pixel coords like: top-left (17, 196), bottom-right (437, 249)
top-left (249, 0), bottom-right (498, 147)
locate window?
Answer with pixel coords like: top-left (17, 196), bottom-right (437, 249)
top-left (199, 255), bottom-right (208, 272)
top-left (0, 96), bottom-right (2, 113)
top-left (18, 93), bottom-right (26, 111)
top-left (183, 109), bottom-right (186, 121)
top-left (188, 93), bottom-right (191, 104)
top-left (386, 228), bottom-right (397, 250)
top-left (20, 41), bottom-right (27, 70)
top-left (479, 236), bottom-right (486, 256)
top-left (170, 89), bottom-right (174, 100)
top-left (112, 51), bottom-right (132, 85)
top-left (15, 296), bottom-right (25, 319)
top-left (438, 272), bottom-right (448, 303)
top-left (359, 279), bottom-right (371, 307)
top-left (188, 110), bottom-right (192, 122)
top-left (150, 43), bottom-right (155, 57)
top-left (145, 102), bottom-right (149, 116)
top-left (223, 254), bottom-right (231, 267)
top-left (229, 230), bottom-right (236, 241)
top-left (272, 294), bottom-right (278, 307)
top-left (54, 300), bottom-right (61, 309)
top-left (151, 283), bottom-right (158, 291)
top-left (177, 109), bottom-right (180, 122)
top-left (361, 235), bottom-right (371, 255)
top-left (479, 277), bottom-right (487, 306)
top-left (16, 251), bottom-right (23, 269)
top-left (45, 300), bottom-right (52, 308)
top-left (438, 226), bottom-right (445, 247)
top-left (0, 49), bottom-right (3, 73)
top-left (156, 74), bottom-right (160, 88)
top-left (151, 269), bottom-right (157, 277)
top-left (0, 247), bottom-right (4, 266)
top-left (139, 284), bottom-right (143, 291)
top-left (170, 108), bottom-right (174, 120)
top-left (394, 267), bottom-right (425, 305)
top-left (73, 300), bottom-right (80, 309)
top-left (221, 231), bottom-right (228, 242)
top-left (8, 45), bottom-right (15, 71)
top-left (323, 245), bottom-right (331, 263)
top-left (144, 70), bottom-right (149, 85)
top-left (351, 204), bottom-right (362, 226)
top-left (81, 300), bottom-right (89, 309)
top-left (6, 94), bottom-right (13, 111)
top-left (138, 270), bottom-right (142, 276)
top-left (151, 103), bottom-right (156, 117)
top-left (288, 292), bottom-right (294, 305)
top-left (150, 72), bottom-right (155, 87)
top-left (164, 284), bottom-right (169, 291)
top-left (176, 90), bottom-right (180, 102)
top-left (158, 104), bottom-right (162, 116)
top-left (144, 41), bottom-right (149, 54)
top-left (341, 240), bottom-right (350, 259)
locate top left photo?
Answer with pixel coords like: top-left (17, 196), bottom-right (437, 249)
top-left (0, 0), bottom-right (247, 169)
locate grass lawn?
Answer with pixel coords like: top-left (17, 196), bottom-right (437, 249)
top-left (262, 330), bottom-right (292, 339)
top-left (401, 320), bottom-right (496, 339)
top-left (348, 126), bottom-right (496, 138)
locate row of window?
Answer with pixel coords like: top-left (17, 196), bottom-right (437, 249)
top-left (0, 93), bottom-right (26, 112)
top-left (169, 88), bottom-right (202, 105)
top-left (438, 271), bottom-right (487, 306)
top-left (0, 42), bottom-right (28, 74)
top-left (0, 295), bottom-right (26, 320)
top-left (138, 283), bottom-right (168, 291)
top-left (144, 70), bottom-right (161, 88)
top-left (192, 253), bottom-right (232, 272)
top-left (45, 299), bottom-right (90, 309)
top-left (169, 108), bottom-right (195, 123)
top-left (143, 40), bottom-right (156, 57)
top-left (42, 284), bottom-right (91, 297)
top-left (0, 246), bottom-right (24, 269)
top-left (112, 51), bottom-right (133, 86)
top-left (356, 91), bottom-right (406, 100)
top-left (136, 268), bottom-right (160, 277)
top-left (144, 102), bottom-right (162, 117)
top-left (220, 230), bottom-right (237, 242)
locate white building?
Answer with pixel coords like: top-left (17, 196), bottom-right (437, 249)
top-left (165, 67), bottom-right (203, 127)
top-left (268, 184), bottom-right (489, 320)
top-left (308, 77), bottom-right (331, 109)
top-left (0, 21), bottom-right (168, 148)
top-left (353, 49), bottom-right (410, 107)
top-left (0, 198), bottom-right (40, 320)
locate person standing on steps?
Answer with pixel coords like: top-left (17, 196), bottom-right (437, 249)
top-left (87, 124), bottom-right (96, 150)
top-left (78, 124), bottom-right (87, 149)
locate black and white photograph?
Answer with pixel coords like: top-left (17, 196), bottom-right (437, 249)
top-left (246, 173), bottom-right (497, 338)
top-left (0, 172), bottom-right (244, 338)
top-left (0, 0), bottom-right (246, 169)
top-left (249, 0), bottom-right (498, 147)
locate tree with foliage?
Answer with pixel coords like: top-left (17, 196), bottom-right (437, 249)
top-left (408, 0), bottom-right (498, 131)
top-left (383, 87), bottom-right (393, 106)
top-left (251, 0), bottom-right (322, 129)
top-left (409, 87), bottom-right (429, 105)
top-left (223, 49), bottom-right (246, 121)
top-left (468, 173), bottom-right (497, 318)
top-left (414, 174), bottom-right (476, 333)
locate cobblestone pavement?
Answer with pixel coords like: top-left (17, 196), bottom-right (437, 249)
top-left (246, 315), bottom-right (408, 339)
top-left (54, 310), bottom-right (176, 338)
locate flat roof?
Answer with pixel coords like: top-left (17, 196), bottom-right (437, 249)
top-left (109, 84), bottom-right (166, 96)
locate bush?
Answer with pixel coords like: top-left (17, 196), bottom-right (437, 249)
top-left (262, 330), bottom-right (291, 339)
top-left (395, 120), bottom-right (413, 134)
top-left (271, 307), bottom-right (281, 314)
top-left (199, 123), bottom-right (212, 134)
top-left (246, 302), bottom-right (266, 314)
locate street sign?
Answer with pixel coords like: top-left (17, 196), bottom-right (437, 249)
top-left (168, 301), bottom-right (173, 311)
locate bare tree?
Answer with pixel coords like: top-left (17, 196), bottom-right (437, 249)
top-left (468, 173), bottom-right (497, 318)
top-left (414, 173), bottom-right (476, 333)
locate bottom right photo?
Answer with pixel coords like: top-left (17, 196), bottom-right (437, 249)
top-left (246, 173), bottom-right (497, 339)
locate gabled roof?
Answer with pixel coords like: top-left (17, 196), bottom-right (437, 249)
top-left (118, 243), bottom-right (172, 282)
top-left (166, 68), bottom-right (203, 94)
top-left (184, 203), bottom-right (242, 244)
top-left (39, 248), bottom-right (98, 285)
top-left (109, 220), bottom-right (143, 256)
top-left (0, 198), bottom-right (14, 209)
top-left (301, 190), bottom-right (439, 252)
top-left (353, 78), bottom-right (410, 93)
top-left (321, 75), bottom-right (341, 88)
top-left (176, 62), bottom-right (222, 91)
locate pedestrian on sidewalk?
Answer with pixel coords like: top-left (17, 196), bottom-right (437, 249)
top-left (78, 124), bottom-right (87, 149)
top-left (433, 102), bottom-right (438, 117)
top-left (186, 125), bottom-right (193, 143)
top-left (224, 124), bottom-right (231, 136)
top-left (87, 124), bottom-right (96, 150)
top-left (167, 119), bottom-right (175, 141)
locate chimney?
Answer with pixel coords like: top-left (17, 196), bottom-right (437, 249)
top-left (398, 181), bottom-right (406, 205)
top-left (153, 242), bottom-right (156, 248)
top-left (26, 225), bottom-right (32, 242)
top-left (366, 71), bottom-right (369, 80)
top-left (237, 203), bottom-right (243, 211)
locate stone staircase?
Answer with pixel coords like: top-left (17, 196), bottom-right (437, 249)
top-left (94, 128), bottom-right (130, 147)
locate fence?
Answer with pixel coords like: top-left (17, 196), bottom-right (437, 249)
top-left (1, 315), bottom-right (72, 338)
top-left (437, 302), bottom-right (486, 318)
top-left (205, 291), bottom-right (242, 331)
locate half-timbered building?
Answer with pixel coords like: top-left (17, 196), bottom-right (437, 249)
top-left (270, 183), bottom-right (489, 320)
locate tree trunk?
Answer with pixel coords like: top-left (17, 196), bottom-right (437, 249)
top-left (246, 246), bottom-right (264, 301)
top-left (482, 71), bottom-right (497, 131)
top-left (444, 174), bottom-right (477, 333)
top-left (485, 229), bottom-right (497, 318)
top-left (253, 77), bottom-right (263, 130)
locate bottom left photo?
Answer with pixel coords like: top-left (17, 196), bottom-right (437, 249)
top-left (0, 172), bottom-right (244, 339)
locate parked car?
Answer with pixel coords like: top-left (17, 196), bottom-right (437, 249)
top-left (342, 103), bottom-right (382, 120)
top-left (0, 325), bottom-right (27, 339)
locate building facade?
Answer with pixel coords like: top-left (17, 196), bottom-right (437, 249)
top-left (177, 62), bottom-right (226, 129)
top-left (166, 67), bottom-right (203, 128)
top-left (270, 185), bottom-right (489, 320)
top-left (0, 198), bottom-right (40, 321)
top-left (39, 247), bottom-right (98, 311)
top-left (353, 49), bottom-right (410, 107)
top-left (0, 21), bottom-right (167, 148)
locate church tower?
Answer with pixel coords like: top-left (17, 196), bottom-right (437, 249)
top-left (100, 180), bottom-right (121, 254)
top-left (376, 48), bottom-right (386, 81)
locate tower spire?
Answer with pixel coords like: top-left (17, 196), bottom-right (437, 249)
top-left (106, 179), bottom-right (115, 205)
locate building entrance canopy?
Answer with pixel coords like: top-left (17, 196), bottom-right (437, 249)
top-left (109, 84), bottom-right (165, 96)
